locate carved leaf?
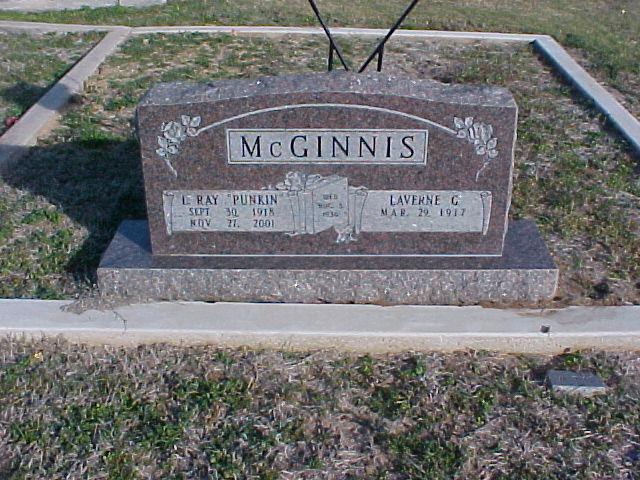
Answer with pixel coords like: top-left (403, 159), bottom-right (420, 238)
top-left (476, 145), bottom-right (487, 155)
top-left (158, 136), bottom-right (168, 148)
top-left (456, 130), bottom-right (467, 139)
top-left (473, 124), bottom-right (483, 141)
top-left (468, 127), bottom-right (475, 140)
top-left (487, 138), bottom-right (498, 149)
top-left (156, 148), bottom-right (166, 157)
top-left (454, 117), bottom-right (465, 129)
top-left (465, 117), bottom-right (474, 127)
top-left (190, 116), bottom-right (201, 128)
top-left (480, 124), bottom-right (492, 143)
top-left (181, 115), bottom-right (191, 126)
top-left (167, 145), bottom-right (178, 155)
top-left (488, 149), bottom-right (498, 158)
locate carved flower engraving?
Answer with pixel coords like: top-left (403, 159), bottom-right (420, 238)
top-left (163, 121), bottom-right (187, 143)
top-left (335, 224), bottom-right (357, 244)
top-left (156, 115), bottom-right (201, 177)
top-left (274, 172), bottom-right (322, 192)
top-left (454, 116), bottom-right (498, 181)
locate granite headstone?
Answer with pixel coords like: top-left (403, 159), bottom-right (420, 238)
top-left (98, 72), bottom-right (558, 304)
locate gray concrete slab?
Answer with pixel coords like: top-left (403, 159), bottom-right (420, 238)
top-left (130, 25), bottom-right (541, 42)
top-left (0, 20), bottom-right (115, 32)
top-left (0, 300), bottom-right (639, 352)
top-left (0, 0), bottom-right (165, 11)
top-left (0, 22), bottom-right (543, 40)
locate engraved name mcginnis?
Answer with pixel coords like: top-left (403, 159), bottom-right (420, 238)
top-left (226, 129), bottom-right (428, 165)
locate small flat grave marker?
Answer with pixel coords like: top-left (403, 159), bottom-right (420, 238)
top-left (546, 370), bottom-right (607, 396)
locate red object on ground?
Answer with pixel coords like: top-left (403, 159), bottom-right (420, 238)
top-left (4, 116), bottom-right (18, 128)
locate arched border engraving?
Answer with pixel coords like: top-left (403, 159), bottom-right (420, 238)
top-left (155, 104), bottom-right (497, 181)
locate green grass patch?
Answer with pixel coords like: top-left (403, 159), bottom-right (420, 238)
top-left (0, 0), bottom-right (637, 104)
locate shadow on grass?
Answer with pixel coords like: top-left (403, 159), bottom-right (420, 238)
top-left (0, 82), bottom-right (50, 115)
top-left (3, 135), bottom-right (145, 288)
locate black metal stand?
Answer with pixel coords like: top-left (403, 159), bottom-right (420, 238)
top-left (307, 0), bottom-right (350, 71)
top-left (306, 0), bottom-right (421, 73)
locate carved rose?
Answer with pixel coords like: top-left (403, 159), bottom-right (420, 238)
top-left (162, 121), bottom-right (186, 143)
top-left (156, 136), bottom-right (177, 157)
top-left (155, 115), bottom-right (202, 177)
top-left (454, 116), bottom-right (499, 180)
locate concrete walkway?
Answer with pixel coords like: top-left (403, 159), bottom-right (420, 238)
top-left (0, 0), bottom-right (164, 11)
top-left (0, 26), bottom-right (131, 170)
top-left (1, 300), bottom-right (639, 352)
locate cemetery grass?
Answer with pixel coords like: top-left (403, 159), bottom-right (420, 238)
top-left (1, 34), bottom-right (638, 305)
top-left (0, 31), bottom-right (103, 135)
top-left (1, 337), bottom-right (639, 478)
top-left (0, 0), bottom-right (637, 119)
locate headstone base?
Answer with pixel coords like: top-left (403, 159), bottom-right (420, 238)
top-left (97, 220), bottom-right (558, 305)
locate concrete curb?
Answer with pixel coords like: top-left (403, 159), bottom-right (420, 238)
top-left (0, 300), bottom-right (639, 352)
top-left (0, 26), bottom-right (131, 170)
top-left (130, 25), bottom-right (541, 42)
top-left (0, 20), bottom-right (116, 32)
top-left (0, 21), bottom-right (540, 40)
top-left (0, 0), bottom-right (165, 12)
top-left (533, 37), bottom-right (640, 153)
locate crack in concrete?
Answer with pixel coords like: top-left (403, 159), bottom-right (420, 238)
top-left (112, 310), bottom-right (127, 333)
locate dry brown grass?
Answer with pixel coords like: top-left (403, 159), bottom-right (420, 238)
top-left (1, 337), bottom-right (639, 478)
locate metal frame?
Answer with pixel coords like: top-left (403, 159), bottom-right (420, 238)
top-left (306, 0), bottom-right (350, 71)
top-left (307, 0), bottom-right (421, 72)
